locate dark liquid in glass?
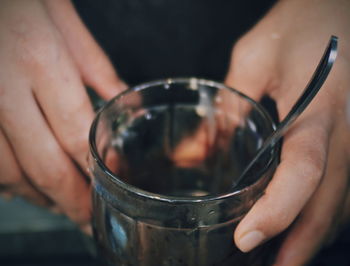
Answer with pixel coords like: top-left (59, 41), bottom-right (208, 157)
top-left (92, 103), bottom-right (280, 265)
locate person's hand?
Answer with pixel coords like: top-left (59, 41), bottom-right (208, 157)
top-left (0, 0), bottom-right (125, 231)
top-left (225, 0), bottom-right (350, 264)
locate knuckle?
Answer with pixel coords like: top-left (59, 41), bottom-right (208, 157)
top-left (287, 130), bottom-right (328, 186)
top-left (231, 34), bottom-right (264, 67)
top-left (297, 152), bottom-right (325, 187)
top-left (231, 39), bottom-right (250, 66)
top-left (15, 27), bottom-right (62, 69)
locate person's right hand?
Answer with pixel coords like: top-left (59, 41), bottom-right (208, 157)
top-left (0, 0), bottom-right (125, 231)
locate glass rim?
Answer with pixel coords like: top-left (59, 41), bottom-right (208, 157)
top-left (89, 77), bottom-right (279, 203)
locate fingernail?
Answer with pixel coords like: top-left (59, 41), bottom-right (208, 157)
top-left (238, 230), bottom-right (265, 252)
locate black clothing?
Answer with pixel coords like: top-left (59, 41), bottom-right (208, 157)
top-left (73, 0), bottom-right (276, 85)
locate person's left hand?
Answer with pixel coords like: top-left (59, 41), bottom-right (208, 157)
top-left (225, 0), bottom-right (350, 264)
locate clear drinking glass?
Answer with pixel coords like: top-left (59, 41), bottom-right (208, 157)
top-left (88, 78), bottom-right (281, 266)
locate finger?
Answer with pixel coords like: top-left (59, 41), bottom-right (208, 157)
top-left (0, 126), bottom-right (50, 206)
top-left (43, 0), bottom-right (127, 99)
top-left (274, 134), bottom-right (348, 266)
top-left (1, 89), bottom-right (91, 225)
top-left (234, 113), bottom-right (331, 252)
top-left (224, 35), bottom-right (278, 102)
top-left (31, 39), bottom-right (95, 171)
top-left (223, 36), bottom-right (279, 145)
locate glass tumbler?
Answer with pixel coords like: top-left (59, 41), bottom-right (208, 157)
top-left (88, 78), bottom-right (281, 266)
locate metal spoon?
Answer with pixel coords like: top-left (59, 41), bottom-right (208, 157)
top-left (232, 35), bottom-right (338, 189)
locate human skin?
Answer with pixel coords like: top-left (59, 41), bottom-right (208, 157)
top-left (225, 0), bottom-right (350, 265)
top-left (0, 0), bottom-right (349, 265)
top-left (0, 0), bottom-right (125, 231)
top-left (172, 0), bottom-right (350, 265)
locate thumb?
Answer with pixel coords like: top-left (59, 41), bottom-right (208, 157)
top-left (225, 35), bottom-right (278, 102)
top-left (44, 0), bottom-right (127, 99)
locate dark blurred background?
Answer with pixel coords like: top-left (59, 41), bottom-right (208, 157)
top-left (1, 196), bottom-right (350, 266)
top-left (72, 0), bottom-right (276, 85)
top-left (1, 0), bottom-right (349, 265)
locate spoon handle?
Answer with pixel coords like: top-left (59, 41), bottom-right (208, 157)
top-left (232, 36), bottom-right (338, 189)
